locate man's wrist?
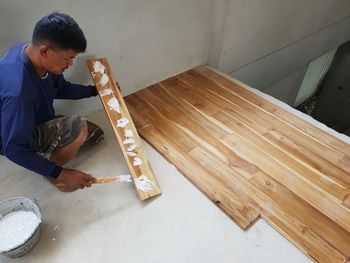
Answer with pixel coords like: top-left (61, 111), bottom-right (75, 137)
top-left (91, 85), bottom-right (98, 96)
top-left (49, 166), bottom-right (62, 179)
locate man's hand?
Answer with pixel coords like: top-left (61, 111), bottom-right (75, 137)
top-left (48, 168), bottom-right (96, 192)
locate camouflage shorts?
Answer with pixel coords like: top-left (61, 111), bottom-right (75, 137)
top-left (33, 115), bottom-right (104, 155)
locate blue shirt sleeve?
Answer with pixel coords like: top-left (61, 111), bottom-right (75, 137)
top-left (54, 75), bottom-right (97, 99)
top-left (1, 96), bottom-right (62, 177)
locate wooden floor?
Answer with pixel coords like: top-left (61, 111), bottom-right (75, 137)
top-left (125, 66), bottom-right (350, 263)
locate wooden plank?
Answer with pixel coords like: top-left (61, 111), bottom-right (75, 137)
top-left (190, 147), bottom-right (350, 262)
top-left (223, 134), bottom-right (350, 232)
top-left (176, 71), bottom-right (350, 193)
top-left (125, 67), bottom-right (350, 262)
top-left (126, 89), bottom-right (350, 261)
top-left (86, 58), bottom-right (161, 200)
top-left (214, 111), bottom-right (350, 206)
top-left (135, 87), bottom-right (261, 179)
top-left (142, 125), bottom-right (260, 229)
top-left (194, 66), bottom-right (350, 157)
top-left (179, 70), bottom-right (350, 174)
top-left (158, 75), bottom-right (350, 207)
top-left (126, 93), bottom-right (260, 229)
top-left (153, 76), bottom-right (350, 231)
top-left (155, 77), bottom-right (350, 204)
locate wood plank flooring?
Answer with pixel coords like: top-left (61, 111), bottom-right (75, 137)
top-left (125, 66), bottom-right (350, 262)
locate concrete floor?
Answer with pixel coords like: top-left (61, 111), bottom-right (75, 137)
top-left (0, 109), bottom-right (311, 263)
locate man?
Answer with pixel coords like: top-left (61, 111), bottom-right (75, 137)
top-left (0, 12), bottom-right (104, 192)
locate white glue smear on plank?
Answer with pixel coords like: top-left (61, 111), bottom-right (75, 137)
top-left (127, 144), bottom-right (137, 151)
top-left (93, 61), bottom-right (105, 74)
top-left (127, 151), bottom-right (137, 157)
top-left (98, 74), bottom-right (109, 86)
top-left (124, 129), bottom-right (134, 138)
top-left (117, 118), bottom-right (129, 128)
top-left (99, 88), bottom-right (113, 97)
top-left (116, 174), bottom-right (132, 183)
top-left (123, 138), bottom-right (135, 145)
top-left (135, 175), bottom-right (156, 192)
top-left (107, 98), bottom-right (120, 113)
top-left (133, 157), bottom-right (143, 166)
top-left (93, 61), bottom-right (109, 86)
top-left (0, 211), bottom-right (40, 252)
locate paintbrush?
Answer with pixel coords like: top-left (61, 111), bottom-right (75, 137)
top-left (95, 175), bottom-right (131, 184)
top-left (54, 174), bottom-right (132, 187)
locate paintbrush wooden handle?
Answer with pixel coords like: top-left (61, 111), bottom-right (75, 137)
top-left (54, 183), bottom-right (66, 187)
top-left (95, 176), bottom-right (118, 184)
top-left (54, 177), bottom-right (116, 187)
top-left (95, 175), bottom-right (132, 184)
top-left (54, 175), bottom-right (131, 187)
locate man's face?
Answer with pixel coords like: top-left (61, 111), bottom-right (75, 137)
top-left (40, 46), bottom-right (79, 75)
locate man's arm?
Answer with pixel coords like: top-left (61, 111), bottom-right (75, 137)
top-left (54, 74), bottom-right (97, 100)
top-left (1, 96), bottom-right (95, 191)
top-left (2, 96), bottom-right (62, 177)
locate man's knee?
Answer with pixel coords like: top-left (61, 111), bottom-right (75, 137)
top-left (83, 120), bottom-right (104, 146)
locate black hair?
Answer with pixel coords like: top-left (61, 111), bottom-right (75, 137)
top-left (32, 12), bottom-right (86, 52)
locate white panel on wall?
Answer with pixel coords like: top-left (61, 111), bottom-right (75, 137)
top-left (294, 49), bottom-right (337, 107)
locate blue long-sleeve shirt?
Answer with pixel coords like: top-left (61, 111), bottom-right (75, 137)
top-left (0, 43), bottom-right (97, 178)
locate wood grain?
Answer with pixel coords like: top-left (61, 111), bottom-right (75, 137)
top-left (125, 66), bottom-right (350, 262)
top-left (126, 94), bottom-right (260, 229)
top-left (86, 58), bottom-right (161, 200)
top-left (194, 66), bottom-right (350, 157)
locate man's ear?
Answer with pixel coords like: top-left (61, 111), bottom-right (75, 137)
top-left (39, 45), bottom-right (49, 58)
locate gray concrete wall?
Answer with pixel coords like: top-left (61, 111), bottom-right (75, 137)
top-left (2, 1), bottom-right (350, 114)
top-left (208, 0), bottom-right (350, 104)
top-left (0, 0), bottom-right (211, 115)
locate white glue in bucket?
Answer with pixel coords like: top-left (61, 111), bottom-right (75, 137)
top-left (0, 197), bottom-right (41, 258)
